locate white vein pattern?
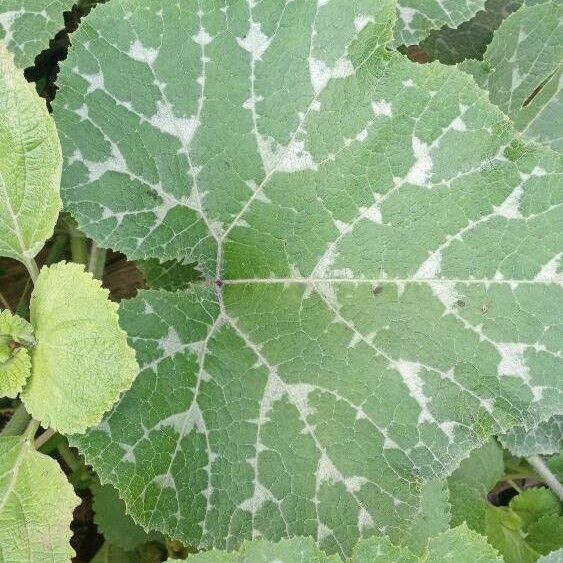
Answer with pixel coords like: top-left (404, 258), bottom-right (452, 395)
top-left (60, 0), bottom-right (563, 557)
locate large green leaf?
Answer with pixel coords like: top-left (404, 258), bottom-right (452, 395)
top-left (58, 0), bottom-right (563, 556)
top-left (0, 43), bottom-right (62, 268)
top-left (0, 0), bottom-right (73, 69)
top-left (0, 435), bottom-right (79, 562)
top-left (179, 525), bottom-right (503, 562)
top-left (500, 416), bottom-right (563, 456)
top-left (394, 0), bottom-right (487, 46)
top-left (463, 1), bottom-right (563, 152)
top-left (21, 262), bottom-right (139, 434)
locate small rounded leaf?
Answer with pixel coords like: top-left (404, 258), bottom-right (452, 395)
top-left (0, 436), bottom-right (80, 562)
top-left (21, 262), bottom-right (139, 434)
top-left (0, 309), bottom-right (34, 398)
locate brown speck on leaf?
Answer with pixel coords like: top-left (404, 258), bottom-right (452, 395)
top-left (481, 304), bottom-right (489, 314)
top-left (215, 279), bottom-right (223, 288)
top-left (8, 340), bottom-right (20, 351)
top-left (456, 299), bottom-right (465, 308)
top-left (372, 285), bottom-right (383, 296)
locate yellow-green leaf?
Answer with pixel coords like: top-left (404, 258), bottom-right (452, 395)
top-left (0, 43), bottom-right (62, 267)
top-left (0, 308), bottom-right (33, 398)
top-left (21, 262), bottom-right (139, 434)
top-left (0, 435), bottom-right (79, 562)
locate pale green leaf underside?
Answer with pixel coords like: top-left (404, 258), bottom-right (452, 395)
top-left (467, 0), bottom-right (563, 151)
top-left (499, 415), bottom-right (563, 456)
top-left (59, 0), bottom-right (563, 556)
top-left (0, 436), bottom-right (79, 563)
top-left (0, 309), bottom-right (34, 398)
top-left (181, 525), bottom-right (502, 562)
top-left (0, 43), bottom-right (62, 265)
top-left (0, 0), bottom-right (73, 69)
top-left (21, 262), bottom-right (139, 434)
top-left (394, 0), bottom-right (487, 46)
top-left (537, 549), bottom-right (563, 563)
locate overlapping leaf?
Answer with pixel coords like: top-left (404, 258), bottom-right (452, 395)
top-left (394, 0), bottom-right (486, 46)
top-left (0, 309), bottom-right (34, 398)
top-left (0, 43), bottom-right (62, 268)
top-left (180, 525), bottom-right (503, 562)
top-left (0, 435), bottom-right (79, 562)
top-left (21, 262), bottom-right (138, 434)
top-left (58, 0), bottom-right (563, 556)
top-left (92, 481), bottom-right (163, 551)
top-left (500, 416), bottom-right (563, 456)
top-left (462, 0), bottom-right (563, 151)
top-left (447, 439), bottom-right (504, 534)
top-left (0, 0), bottom-right (74, 69)
top-left (420, 0), bottom-right (523, 64)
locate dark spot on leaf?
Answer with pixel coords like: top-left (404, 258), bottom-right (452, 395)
top-left (8, 340), bottom-right (20, 351)
top-left (215, 279), bottom-right (223, 288)
top-left (455, 299), bottom-right (465, 308)
top-left (523, 71), bottom-right (556, 107)
top-left (372, 285), bottom-right (383, 296)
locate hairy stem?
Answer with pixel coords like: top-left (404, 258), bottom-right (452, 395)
top-left (88, 243), bottom-right (107, 280)
top-left (22, 256), bottom-right (39, 283)
top-left (527, 455), bottom-right (563, 501)
top-left (0, 403), bottom-right (31, 436)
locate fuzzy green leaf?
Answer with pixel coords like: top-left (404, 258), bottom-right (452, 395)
top-left (58, 0), bottom-right (563, 556)
top-left (92, 482), bottom-right (163, 551)
top-left (394, 0), bottom-right (487, 47)
top-left (0, 0), bottom-right (74, 69)
top-left (21, 262), bottom-right (139, 434)
top-left (0, 43), bottom-right (62, 266)
top-left (500, 416), bottom-right (563, 457)
top-left (0, 309), bottom-right (34, 398)
top-left (0, 435), bottom-right (79, 562)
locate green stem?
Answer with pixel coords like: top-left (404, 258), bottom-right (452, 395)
top-left (34, 428), bottom-right (56, 449)
top-left (527, 455), bottom-right (563, 501)
top-left (45, 231), bottom-right (69, 265)
top-left (68, 224), bottom-right (89, 265)
top-left (57, 441), bottom-right (81, 472)
top-left (506, 479), bottom-right (523, 493)
top-left (0, 290), bottom-right (11, 311)
top-left (88, 243), bottom-right (107, 280)
top-left (22, 256), bottom-right (39, 283)
top-left (24, 418), bottom-right (40, 446)
top-left (0, 403), bottom-right (31, 436)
